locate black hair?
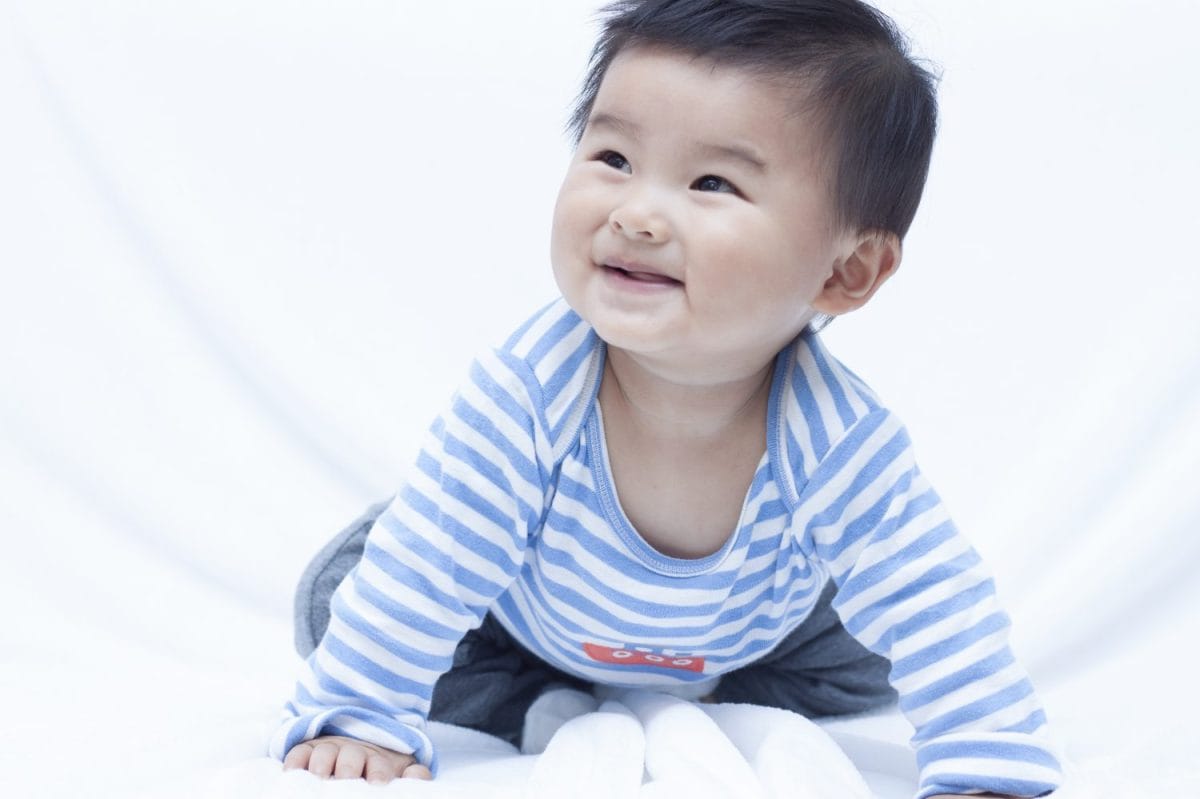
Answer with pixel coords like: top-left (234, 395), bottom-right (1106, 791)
top-left (568, 0), bottom-right (939, 240)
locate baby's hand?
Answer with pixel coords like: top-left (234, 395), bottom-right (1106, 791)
top-left (283, 735), bottom-right (433, 783)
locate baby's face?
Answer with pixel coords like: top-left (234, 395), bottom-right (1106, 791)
top-left (551, 47), bottom-right (854, 380)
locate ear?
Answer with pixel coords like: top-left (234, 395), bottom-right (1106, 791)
top-left (811, 231), bottom-right (901, 316)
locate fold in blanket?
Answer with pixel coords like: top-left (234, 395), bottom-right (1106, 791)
top-left (528, 689), bottom-right (873, 799)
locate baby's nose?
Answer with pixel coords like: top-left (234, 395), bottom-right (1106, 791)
top-left (609, 196), bottom-right (669, 242)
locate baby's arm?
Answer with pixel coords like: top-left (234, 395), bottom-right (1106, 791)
top-left (803, 409), bottom-right (1062, 797)
top-left (270, 349), bottom-right (548, 778)
top-left (283, 735), bottom-right (431, 783)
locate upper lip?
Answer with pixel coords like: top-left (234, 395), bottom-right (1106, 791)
top-left (600, 255), bottom-right (681, 283)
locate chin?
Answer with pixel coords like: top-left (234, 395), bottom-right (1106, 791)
top-left (589, 316), bottom-right (680, 358)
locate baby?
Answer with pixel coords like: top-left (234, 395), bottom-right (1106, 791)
top-left (272, 2), bottom-right (1062, 797)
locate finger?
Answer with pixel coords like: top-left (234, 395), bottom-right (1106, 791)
top-left (401, 762), bottom-right (433, 780)
top-left (282, 743), bottom-right (313, 771)
top-left (365, 751), bottom-right (407, 785)
top-left (307, 740), bottom-right (341, 778)
top-left (333, 744), bottom-right (368, 779)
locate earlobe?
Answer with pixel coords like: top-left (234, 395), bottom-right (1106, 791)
top-left (812, 231), bottom-right (901, 316)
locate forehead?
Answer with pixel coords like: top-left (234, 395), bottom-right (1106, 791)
top-left (587, 47), bottom-right (826, 170)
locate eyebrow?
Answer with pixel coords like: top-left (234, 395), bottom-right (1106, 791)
top-left (696, 140), bottom-right (767, 173)
top-left (586, 111), bottom-right (767, 173)
top-left (587, 112), bottom-right (640, 139)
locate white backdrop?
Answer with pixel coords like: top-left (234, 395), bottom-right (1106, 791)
top-left (2, 1), bottom-right (1198, 797)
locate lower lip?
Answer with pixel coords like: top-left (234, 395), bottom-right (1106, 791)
top-left (600, 265), bottom-right (682, 292)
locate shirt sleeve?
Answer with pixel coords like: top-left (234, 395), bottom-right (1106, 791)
top-left (267, 348), bottom-right (549, 774)
top-left (797, 408), bottom-right (1063, 798)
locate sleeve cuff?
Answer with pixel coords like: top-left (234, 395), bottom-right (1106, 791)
top-left (269, 707), bottom-right (438, 775)
top-left (914, 730), bottom-right (1063, 798)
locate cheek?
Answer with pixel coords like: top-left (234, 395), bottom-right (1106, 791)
top-left (549, 189), bottom-right (578, 265)
top-left (688, 222), bottom-right (824, 322)
top-left (549, 185), bottom-right (596, 296)
top-left (691, 217), bottom-right (791, 295)
top-left (550, 180), bottom-right (593, 251)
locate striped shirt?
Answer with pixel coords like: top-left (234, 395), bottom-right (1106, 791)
top-left (271, 299), bottom-right (1062, 798)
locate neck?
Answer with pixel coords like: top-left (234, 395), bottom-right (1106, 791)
top-left (602, 346), bottom-right (775, 441)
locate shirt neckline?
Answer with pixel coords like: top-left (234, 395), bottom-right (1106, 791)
top-left (584, 341), bottom-right (794, 577)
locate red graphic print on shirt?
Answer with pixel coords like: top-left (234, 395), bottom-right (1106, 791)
top-left (582, 643), bottom-right (705, 673)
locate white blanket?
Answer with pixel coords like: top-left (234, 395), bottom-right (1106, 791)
top-left (187, 692), bottom-right (912, 799)
top-left (2, 1), bottom-right (1197, 797)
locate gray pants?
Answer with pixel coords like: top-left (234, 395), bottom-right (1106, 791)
top-left (294, 500), bottom-right (897, 747)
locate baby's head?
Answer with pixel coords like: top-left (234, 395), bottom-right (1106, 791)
top-left (551, 0), bottom-right (938, 375)
top-left (571, 0), bottom-right (937, 242)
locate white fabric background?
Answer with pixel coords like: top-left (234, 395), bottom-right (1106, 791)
top-left (1, 1), bottom-right (1197, 796)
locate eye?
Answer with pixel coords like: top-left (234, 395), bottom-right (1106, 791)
top-left (691, 174), bottom-right (739, 195)
top-left (595, 150), bottom-right (631, 173)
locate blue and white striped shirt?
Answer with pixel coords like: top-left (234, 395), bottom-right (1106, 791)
top-left (271, 299), bottom-right (1062, 798)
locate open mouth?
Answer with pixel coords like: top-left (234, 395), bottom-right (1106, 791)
top-left (603, 264), bottom-right (682, 286)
